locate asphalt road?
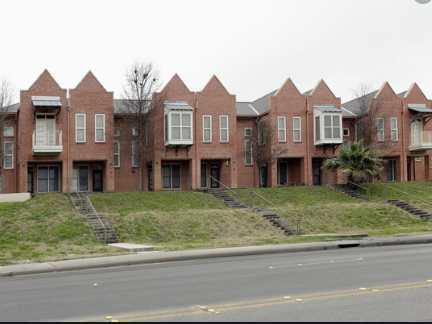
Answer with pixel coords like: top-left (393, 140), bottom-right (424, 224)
top-left (1, 244), bottom-right (432, 322)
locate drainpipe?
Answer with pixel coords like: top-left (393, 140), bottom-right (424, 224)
top-left (401, 98), bottom-right (406, 182)
top-left (305, 97), bottom-right (310, 186)
top-left (66, 92), bottom-right (71, 192)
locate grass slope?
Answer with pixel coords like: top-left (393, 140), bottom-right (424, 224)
top-left (90, 192), bottom-right (289, 250)
top-left (366, 182), bottom-right (432, 213)
top-left (0, 194), bottom-right (113, 265)
top-left (233, 186), bottom-right (432, 236)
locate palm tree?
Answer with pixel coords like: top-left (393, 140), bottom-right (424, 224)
top-left (324, 141), bottom-right (383, 184)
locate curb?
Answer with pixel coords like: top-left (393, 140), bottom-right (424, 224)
top-left (2, 235), bottom-right (432, 277)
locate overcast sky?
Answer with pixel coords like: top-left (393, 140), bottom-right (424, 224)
top-left (1, 0), bottom-right (430, 102)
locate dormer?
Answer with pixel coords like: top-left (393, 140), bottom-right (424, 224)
top-left (164, 101), bottom-right (193, 146)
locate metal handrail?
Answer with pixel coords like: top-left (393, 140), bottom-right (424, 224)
top-left (208, 175), bottom-right (276, 207)
top-left (376, 182), bottom-right (432, 209)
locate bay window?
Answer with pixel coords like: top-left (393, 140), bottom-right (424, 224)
top-left (314, 110), bottom-right (343, 145)
top-left (165, 110), bottom-right (193, 146)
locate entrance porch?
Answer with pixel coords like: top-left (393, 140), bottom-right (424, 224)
top-left (71, 161), bottom-right (106, 193)
top-left (200, 159), bottom-right (233, 189)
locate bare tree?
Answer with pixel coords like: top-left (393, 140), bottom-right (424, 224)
top-left (351, 83), bottom-right (379, 147)
top-left (0, 79), bottom-right (14, 191)
top-left (122, 62), bottom-right (161, 191)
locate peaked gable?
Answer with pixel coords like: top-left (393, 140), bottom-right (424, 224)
top-left (201, 75), bottom-right (230, 96)
top-left (374, 82), bottom-right (397, 101)
top-left (75, 71), bottom-right (107, 92)
top-left (404, 83), bottom-right (428, 102)
top-left (161, 74), bottom-right (191, 95)
top-left (274, 78), bottom-right (302, 98)
top-left (29, 69), bottom-right (62, 92)
top-left (310, 79), bottom-right (337, 99)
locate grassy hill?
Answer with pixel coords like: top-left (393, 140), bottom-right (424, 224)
top-left (0, 194), bottom-right (113, 265)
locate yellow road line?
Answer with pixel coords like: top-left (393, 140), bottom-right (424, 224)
top-left (78, 280), bottom-right (432, 322)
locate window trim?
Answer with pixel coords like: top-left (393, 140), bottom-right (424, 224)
top-left (3, 126), bottom-right (14, 137)
top-left (244, 127), bottom-right (252, 138)
top-left (376, 118), bottom-right (385, 142)
top-left (390, 117), bottom-right (398, 142)
top-left (165, 111), bottom-right (193, 145)
top-left (114, 141), bottom-right (121, 168)
top-left (244, 138), bottom-right (253, 166)
top-left (343, 128), bottom-right (350, 137)
top-left (75, 113), bottom-right (86, 143)
top-left (292, 116), bottom-right (302, 143)
top-left (202, 115), bottom-right (212, 143)
top-left (3, 141), bottom-right (14, 169)
top-left (131, 140), bottom-right (139, 168)
top-left (277, 116), bottom-right (287, 143)
top-left (219, 115), bottom-right (229, 143)
top-left (95, 114), bottom-right (106, 143)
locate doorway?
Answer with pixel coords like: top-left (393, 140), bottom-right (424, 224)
top-left (387, 159), bottom-right (397, 182)
top-left (259, 164), bottom-right (268, 188)
top-left (92, 169), bottom-right (103, 192)
top-left (210, 164), bottom-right (220, 188)
top-left (312, 159), bottom-right (322, 186)
top-left (27, 167), bottom-right (34, 193)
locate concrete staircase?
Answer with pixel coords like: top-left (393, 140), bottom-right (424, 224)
top-left (335, 185), bottom-right (368, 201)
top-left (69, 193), bottom-right (118, 244)
top-left (387, 199), bottom-right (432, 221)
top-left (204, 188), bottom-right (295, 235)
top-left (206, 188), bottom-right (248, 209)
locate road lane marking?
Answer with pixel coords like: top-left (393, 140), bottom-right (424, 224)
top-left (77, 280), bottom-right (432, 322)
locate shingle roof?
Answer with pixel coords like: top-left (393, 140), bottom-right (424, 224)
top-left (251, 89), bottom-right (277, 114)
top-left (236, 102), bottom-right (259, 117)
top-left (1, 103), bottom-right (19, 113)
top-left (342, 90), bottom-right (378, 116)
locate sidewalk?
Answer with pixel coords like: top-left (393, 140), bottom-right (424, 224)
top-left (2, 234), bottom-right (432, 277)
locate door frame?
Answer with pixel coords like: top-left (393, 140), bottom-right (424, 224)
top-left (36, 165), bottom-right (60, 193)
top-left (210, 163), bottom-right (221, 188)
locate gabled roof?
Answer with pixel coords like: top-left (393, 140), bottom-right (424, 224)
top-left (342, 90), bottom-right (379, 116)
top-left (236, 102), bottom-right (259, 117)
top-left (29, 69), bottom-right (62, 91)
top-left (201, 75), bottom-right (230, 96)
top-left (75, 71), bottom-right (107, 92)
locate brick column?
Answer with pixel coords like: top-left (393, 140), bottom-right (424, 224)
top-left (153, 159), bottom-right (162, 191)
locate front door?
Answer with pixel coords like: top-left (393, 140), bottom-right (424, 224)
top-left (387, 159), bottom-right (397, 182)
top-left (93, 169), bottom-right (103, 192)
top-left (313, 159), bottom-right (322, 186)
top-left (278, 161), bottom-right (288, 186)
top-left (210, 165), bottom-right (220, 188)
top-left (259, 165), bottom-right (268, 188)
top-left (27, 167), bottom-right (34, 193)
top-left (37, 166), bottom-right (60, 193)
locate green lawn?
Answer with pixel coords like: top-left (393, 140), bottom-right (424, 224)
top-left (90, 192), bottom-right (290, 250)
top-left (0, 194), bottom-right (115, 266)
top-left (365, 182), bottom-right (432, 213)
top-left (232, 186), bottom-right (432, 236)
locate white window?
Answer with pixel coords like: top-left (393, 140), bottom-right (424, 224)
top-left (277, 116), bottom-right (287, 143)
top-left (219, 115), bottom-right (229, 143)
top-left (315, 116), bottom-right (321, 142)
top-left (343, 128), bottom-right (350, 137)
top-left (244, 128), bottom-right (253, 166)
top-left (203, 115), bottom-right (212, 143)
top-left (132, 127), bottom-right (138, 137)
top-left (75, 113), bottom-right (86, 143)
top-left (95, 114), bottom-right (106, 143)
top-left (324, 115), bottom-right (341, 139)
top-left (3, 126), bottom-right (14, 137)
top-left (114, 141), bottom-right (120, 168)
top-left (166, 111), bottom-right (193, 144)
top-left (292, 117), bottom-right (302, 143)
top-left (114, 128), bottom-right (121, 137)
top-left (376, 118), bottom-right (385, 142)
top-left (131, 140), bottom-right (139, 167)
top-left (3, 142), bottom-right (13, 169)
top-left (35, 114), bottom-right (56, 146)
top-left (391, 117), bottom-right (398, 142)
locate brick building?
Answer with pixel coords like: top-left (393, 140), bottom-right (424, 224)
top-left (1, 70), bottom-right (431, 194)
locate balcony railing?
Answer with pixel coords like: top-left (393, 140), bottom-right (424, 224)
top-left (409, 130), bottom-right (432, 151)
top-left (32, 130), bottom-right (63, 154)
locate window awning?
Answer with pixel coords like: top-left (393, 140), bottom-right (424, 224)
top-left (314, 105), bottom-right (342, 113)
top-left (408, 104), bottom-right (432, 113)
top-left (32, 96), bottom-right (62, 107)
top-left (164, 101), bottom-right (193, 111)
